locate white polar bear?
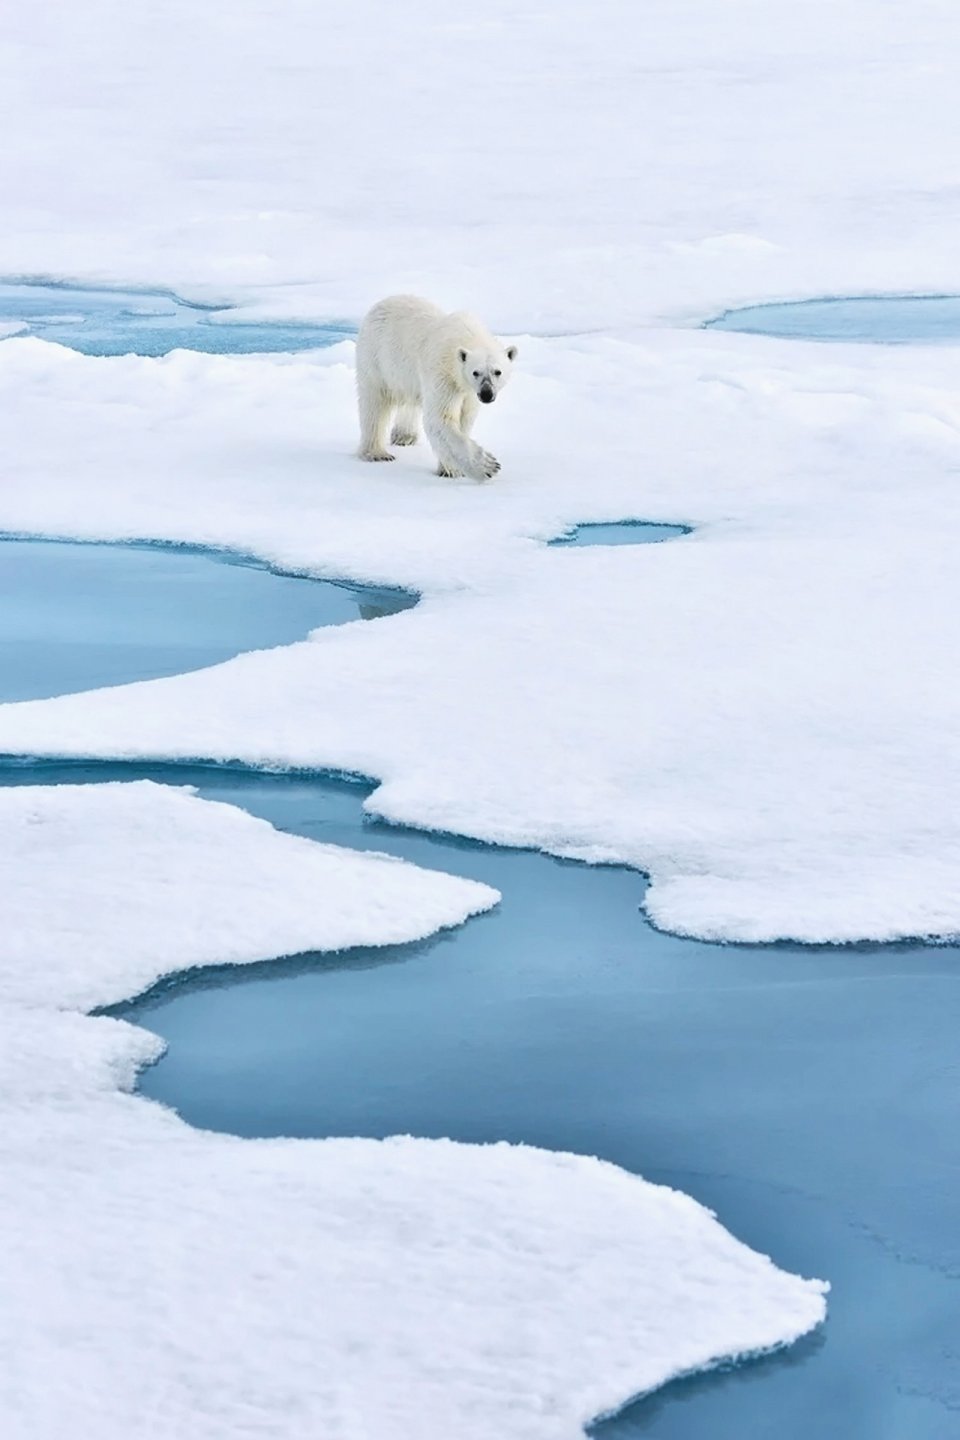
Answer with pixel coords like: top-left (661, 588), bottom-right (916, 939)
top-left (355, 295), bottom-right (517, 481)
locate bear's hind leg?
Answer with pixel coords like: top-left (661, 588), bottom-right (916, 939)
top-left (357, 379), bottom-right (395, 462)
top-left (390, 403), bottom-right (420, 447)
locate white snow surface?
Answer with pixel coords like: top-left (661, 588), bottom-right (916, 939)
top-left (4, 2), bottom-right (960, 330)
top-left (0, 781), bottom-right (826, 1439)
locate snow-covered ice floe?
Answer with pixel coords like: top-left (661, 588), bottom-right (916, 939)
top-left (0, 781), bottom-right (826, 1439)
top-left (4, 326), bottom-right (960, 943)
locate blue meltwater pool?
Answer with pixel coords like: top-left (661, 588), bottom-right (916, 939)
top-left (1, 533), bottom-right (957, 1440)
top-left (705, 294), bottom-right (960, 344)
top-left (549, 521), bottom-right (691, 546)
top-left (0, 538), bottom-right (414, 702)
top-left (0, 279), bottom-right (351, 355)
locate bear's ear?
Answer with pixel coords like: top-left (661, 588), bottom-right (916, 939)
top-left (506, 345), bottom-right (518, 362)
top-left (458, 348), bottom-right (467, 363)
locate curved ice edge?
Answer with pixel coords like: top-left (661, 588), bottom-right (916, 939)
top-left (0, 530), bottom-right (419, 606)
top-left (547, 520), bottom-right (693, 546)
top-left (0, 273), bottom-right (355, 326)
top-left (0, 756), bottom-right (505, 1022)
top-left (1, 524), bottom-right (694, 599)
top-left (1, 273), bottom-right (226, 311)
top-left (92, 929), bottom-right (456, 1017)
top-left (0, 279), bottom-right (622, 338)
top-left (642, 902), bottom-right (960, 951)
top-left (0, 753), bottom-right (944, 952)
top-left (590, 1324), bottom-right (828, 1433)
top-left (702, 291), bottom-right (960, 341)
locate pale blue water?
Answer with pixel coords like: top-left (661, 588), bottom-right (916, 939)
top-left (550, 521), bottom-right (691, 546)
top-left (0, 280), bottom-right (351, 356)
top-left (1, 536), bottom-right (957, 1439)
top-left (706, 295), bottom-right (960, 345)
top-left (0, 539), bottom-right (414, 701)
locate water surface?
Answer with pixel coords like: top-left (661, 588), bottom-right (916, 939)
top-left (550, 521), bottom-right (690, 546)
top-left (0, 539), bottom-right (414, 701)
top-left (706, 294), bottom-right (960, 344)
top-left (0, 280), bottom-right (351, 356)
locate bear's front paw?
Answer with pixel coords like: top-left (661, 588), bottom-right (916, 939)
top-left (359, 450), bottom-right (395, 463)
top-left (472, 450), bottom-right (500, 481)
top-left (390, 429), bottom-right (418, 447)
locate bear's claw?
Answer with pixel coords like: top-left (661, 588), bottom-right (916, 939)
top-left (474, 450), bottom-right (500, 480)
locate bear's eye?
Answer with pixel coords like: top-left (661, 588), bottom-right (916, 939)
top-left (493, 369), bottom-right (502, 378)
top-left (472, 370), bottom-right (480, 378)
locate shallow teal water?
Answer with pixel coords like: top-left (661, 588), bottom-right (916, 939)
top-left (0, 280), bottom-right (351, 355)
top-left (706, 294), bottom-right (960, 344)
top-left (1, 536), bottom-right (957, 1439)
top-left (0, 539), bottom-right (414, 701)
top-left (550, 521), bottom-right (691, 546)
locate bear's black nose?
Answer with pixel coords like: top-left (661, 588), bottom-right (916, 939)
top-left (479, 387), bottom-right (495, 404)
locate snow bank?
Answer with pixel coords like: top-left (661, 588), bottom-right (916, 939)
top-left (0, 781), bottom-right (826, 1438)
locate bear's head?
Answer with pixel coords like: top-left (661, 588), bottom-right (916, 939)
top-left (457, 343), bottom-right (518, 404)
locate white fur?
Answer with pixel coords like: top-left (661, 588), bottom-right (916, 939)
top-left (356, 295), bottom-right (517, 481)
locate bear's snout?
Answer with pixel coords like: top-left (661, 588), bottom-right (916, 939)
top-left (479, 385), bottom-right (495, 404)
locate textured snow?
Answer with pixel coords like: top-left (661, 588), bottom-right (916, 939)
top-left (0, 782), bottom-right (826, 1439)
top-left (3, 2), bottom-right (960, 330)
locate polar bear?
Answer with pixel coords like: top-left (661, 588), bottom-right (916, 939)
top-left (355, 295), bottom-right (517, 480)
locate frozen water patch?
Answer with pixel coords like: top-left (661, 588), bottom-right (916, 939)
top-left (0, 537), bottom-right (415, 702)
top-left (705, 294), bottom-right (960, 345)
top-left (0, 280), bottom-right (352, 356)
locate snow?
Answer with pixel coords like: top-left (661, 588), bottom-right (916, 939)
top-left (0, 781), bottom-right (826, 1439)
top-left (4, 3), bottom-right (960, 331)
